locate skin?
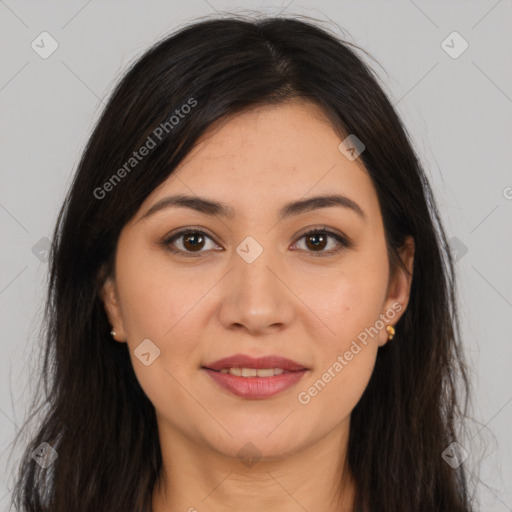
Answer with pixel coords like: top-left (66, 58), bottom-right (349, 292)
top-left (100, 99), bottom-right (414, 512)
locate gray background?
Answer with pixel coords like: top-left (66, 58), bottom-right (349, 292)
top-left (1, 0), bottom-right (511, 510)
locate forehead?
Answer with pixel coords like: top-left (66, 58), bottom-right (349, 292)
top-left (135, 100), bottom-right (380, 224)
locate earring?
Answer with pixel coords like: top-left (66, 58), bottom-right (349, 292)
top-left (110, 330), bottom-right (117, 338)
top-left (386, 325), bottom-right (395, 340)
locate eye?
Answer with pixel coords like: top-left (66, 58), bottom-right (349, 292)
top-left (162, 229), bottom-right (220, 257)
top-left (291, 227), bottom-right (352, 257)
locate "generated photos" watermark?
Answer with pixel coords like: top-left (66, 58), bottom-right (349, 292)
top-left (297, 301), bottom-right (403, 405)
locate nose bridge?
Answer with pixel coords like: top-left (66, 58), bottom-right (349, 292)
top-left (234, 237), bottom-right (282, 305)
top-left (218, 234), bottom-right (293, 333)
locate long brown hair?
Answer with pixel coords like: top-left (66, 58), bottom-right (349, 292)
top-left (10, 14), bottom-right (477, 511)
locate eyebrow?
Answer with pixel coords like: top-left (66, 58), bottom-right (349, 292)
top-left (139, 193), bottom-right (366, 222)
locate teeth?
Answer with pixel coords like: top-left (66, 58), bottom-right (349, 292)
top-left (218, 368), bottom-right (285, 377)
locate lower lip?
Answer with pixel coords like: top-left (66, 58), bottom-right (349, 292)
top-left (202, 368), bottom-right (307, 399)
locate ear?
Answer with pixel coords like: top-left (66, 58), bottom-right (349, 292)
top-left (378, 235), bottom-right (415, 347)
top-left (99, 273), bottom-right (127, 343)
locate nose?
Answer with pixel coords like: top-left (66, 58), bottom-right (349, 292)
top-left (217, 249), bottom-right (295, 336)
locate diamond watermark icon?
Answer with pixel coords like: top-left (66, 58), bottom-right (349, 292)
top-left (31, 32), bottom-right (59, 59)
top-left (441, 441), bottom-right (469, 469)
top-left (134, 339), bottom-right (161, 366)
top-left (448, 236), bottom-right (468, 263)
top-left (32, 237), bottom-right (51, 262)
top-left (31, 442), bottom-right (58, 468)
top-left (441, 31), bottom-right (468, 59)
top-left (237, 442), bottom-right (262, 468)
top-left (338, 134), bottom-right (365, 161)
top-left (236, 236), bottom-right (263, 264)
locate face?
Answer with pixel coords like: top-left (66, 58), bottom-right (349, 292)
top-left (100, 100), bottom-right (414, 462)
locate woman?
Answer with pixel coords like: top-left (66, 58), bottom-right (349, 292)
top-left (11, 15), bottom-right (476, 512)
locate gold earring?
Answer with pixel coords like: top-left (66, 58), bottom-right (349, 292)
top-left (386, 325), bottom-right (395, 340)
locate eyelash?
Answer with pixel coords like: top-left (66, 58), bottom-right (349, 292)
top-left (161, 226), bottom-right (352, 258)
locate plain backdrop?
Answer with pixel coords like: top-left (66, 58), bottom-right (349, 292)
top-left (1, 1), bottom-right (511, 510)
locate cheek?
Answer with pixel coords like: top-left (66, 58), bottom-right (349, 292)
top-left (295, 248), bottom-right (388, 412)
top-left (114, 240), bottom-right (218, 383)
top-left (307, 253), bottom-right (389, 346)
top-left (114, 246), bottom-right (203, 416)
top-left (295, 276), bottom-right (385, 420)
top-left (115, 239), bottom-right (202, 342)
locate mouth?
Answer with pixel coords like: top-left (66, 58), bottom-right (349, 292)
top-left (201, 353), bottom-right (309, 399)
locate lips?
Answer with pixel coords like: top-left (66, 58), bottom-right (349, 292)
top-left (201, 354), bottom-right (309, 399)
top-left (203, 354), bottom-right (308, 372)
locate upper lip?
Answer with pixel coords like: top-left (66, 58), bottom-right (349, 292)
top-left (203, 354), bottom-right (308, 372)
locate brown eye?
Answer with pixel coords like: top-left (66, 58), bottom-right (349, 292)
top-left (163, 229), bottom-right (219, 257)
top-left (292, 228), bottom-right (352, 257)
